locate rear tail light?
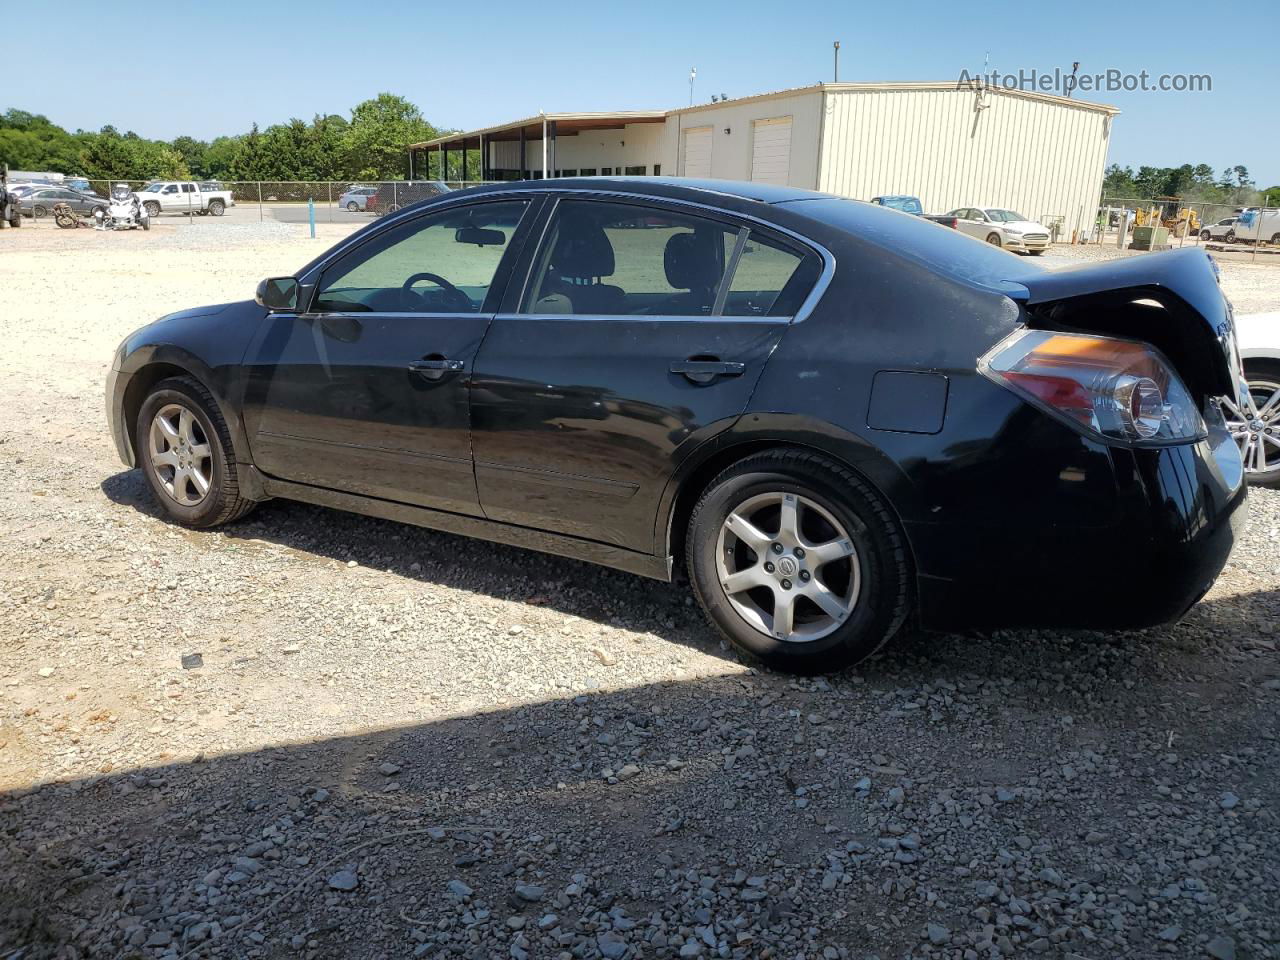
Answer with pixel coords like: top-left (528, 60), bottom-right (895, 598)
top-left (980, 330), bottom-right (1206, 444)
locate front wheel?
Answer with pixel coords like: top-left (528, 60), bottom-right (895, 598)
top-left (346, 201), bottom-right (359, 212)
top-left (1027, 249), bottom-right (1044, 256)
top-left (144, 201), bottom-right (161, 218)
top-left (1225, 230), bottom-right (1236, 244)
top-left (686, 451), bottom-right (911, 673)
top-left (1226, 361), bottom-right (1280, 488)
top-left (986, 232), bottom-right (1002, 247)
top-left (1270, 233), bottom-right (1280, 245)
top-left (137, 377), bottom-right (257, 527)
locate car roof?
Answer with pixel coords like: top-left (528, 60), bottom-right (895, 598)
top-left (461, 176), bottom-right (832, 206)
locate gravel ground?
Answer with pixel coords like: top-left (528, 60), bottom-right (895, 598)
top-left (1, 223), bottom-right (1278, 960)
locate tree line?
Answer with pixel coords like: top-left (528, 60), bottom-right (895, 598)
top-left (0, 94), bottom-right (474, 183)
top-left (1103, 162), bottom-right (1279, 207)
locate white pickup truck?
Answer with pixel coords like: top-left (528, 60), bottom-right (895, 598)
top-left (137, 181), bottom-right (235, 217)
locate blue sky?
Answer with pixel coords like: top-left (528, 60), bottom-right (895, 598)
top-left (9, 0), bottom-right (1277, 185)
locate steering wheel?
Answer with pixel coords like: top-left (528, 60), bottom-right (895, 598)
top-left (402, 272), bottom-right (473, 311)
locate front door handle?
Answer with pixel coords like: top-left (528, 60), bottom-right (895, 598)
top-left (408, 357), bottom-right (465, 381)
top-left (670, 359), bottom-right (746, 385)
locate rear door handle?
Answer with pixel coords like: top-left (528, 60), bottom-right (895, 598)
top-left (670, 359), bottom-right (746, 384)
top-left (408, 357), bottom-right (465, 380)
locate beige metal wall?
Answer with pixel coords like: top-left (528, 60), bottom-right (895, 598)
top-left (818, 85), bottom-right (1114, 242)
top-left (660, 89), bottom-right (825, 187)
top-left (488, 121), bottom-right (667, 175)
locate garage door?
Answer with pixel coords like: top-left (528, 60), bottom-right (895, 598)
top-left (683, 126), bottom-right (713, 178)
top-left (750, 116), bottom-right (792, 185)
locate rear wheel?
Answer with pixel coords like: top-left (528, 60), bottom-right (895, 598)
top-left (1225, 230), bottom-right (1236, 243)
top-left (986, 232), bottom-right (1002, 247)
top-left (144, 201), bottom-right (161, 218)
top-left (1270, 232), bottom-right (1280, 245)
top-left (686, 451), bottom-right (911, 673)
top-left (32, 204), bottom-right (47, 219)
top-left (208, 199), bottom-right (225, 216)
top-left (137, 377), bottom-right (256, 527)
top-left (1200, 230), bottom-right (1211, 241)
top-left (1225, 361), bottom-right (1280, 488)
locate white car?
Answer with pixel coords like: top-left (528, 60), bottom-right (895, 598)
top-left (945, 207), bottom-right (1052, 254)
top-left (1200, 217), bottom-right (1238, 242)
top-left (137, 181), bottom-right (235, 217)
top-left (1231, 208), bottom-right (1280, 246)
top-left (1226, 311), bottom-right (1280, 486)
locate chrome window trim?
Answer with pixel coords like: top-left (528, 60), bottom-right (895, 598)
top-left (300, 186), bottom-right (836, 325)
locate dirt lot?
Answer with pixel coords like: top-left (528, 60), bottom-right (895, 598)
top-left (1, 219), bottom-right (1278, 960)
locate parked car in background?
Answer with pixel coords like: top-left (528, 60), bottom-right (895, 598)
top-left (946, 207), bottom-right (1051, 254)
top-left (1228, 311), bottom-right (1280, 486)
top-left (367, 180), bottom-right (450, 215)
top-left (137, 181), bottom-right (235, 217)
top-left (1231, 208), bottom-right (1280, 245)
top-left (869, 195), bottom-right (959, 228)
top-left (338, 186), bottom-right (378, 212)
top-left (1201, 217), bottom-right (1238, 242)
top-left (20, 186), bottom-right (106, 219)
top-left (107, 178), bottom-right (1245, 673)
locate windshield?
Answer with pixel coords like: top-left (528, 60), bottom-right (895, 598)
top-left (984, 209), bottom-right (1028, 222)
top-left (142, 183), bottom-right (164, 192)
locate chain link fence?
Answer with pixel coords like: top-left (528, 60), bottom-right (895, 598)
top-left (1093, 197), bottom-right (1279, 261)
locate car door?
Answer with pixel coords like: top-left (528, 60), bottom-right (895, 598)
top-left (240, 196), bottom-right (538, 515)
top-left (469, 195), bottom-right (824, 550)
top-left (160, 183), bottom-right (180, 209)
top-left (950, 209), bottom-right (976, 239)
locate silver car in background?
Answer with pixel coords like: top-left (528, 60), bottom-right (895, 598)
top-left (946, 207), bottom-right (1052, 254)
top-left (337, 186), bottom-right (377, 212)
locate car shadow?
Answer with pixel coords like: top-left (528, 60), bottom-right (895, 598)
top-left (98, 468), bottom-right (1274, 688)
top-left (5, 603), bottom-right (1279, 960)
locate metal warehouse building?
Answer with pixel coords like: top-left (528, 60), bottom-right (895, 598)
top-left (413, 82), bottom-right (1117, 243)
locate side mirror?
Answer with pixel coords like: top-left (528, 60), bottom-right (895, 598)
top-left (256, 277), bottom-right (299, 312)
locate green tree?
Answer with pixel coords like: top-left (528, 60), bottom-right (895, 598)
top-left (343, 93), bottom-right (437, 180)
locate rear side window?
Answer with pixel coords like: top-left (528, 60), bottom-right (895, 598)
top-left (722, 233), bottom-right (815, 317)
top-left (523, 199), bottom-right (819, 318)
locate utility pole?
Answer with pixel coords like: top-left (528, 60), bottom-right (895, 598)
top-left (689, 67), bottom-right (696, 106)
top-left (833, 41), bottom-right (840, 83)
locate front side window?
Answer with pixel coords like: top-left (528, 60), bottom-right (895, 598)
top-left (163, 185), bottom-right (178, 194)
top-left (523, 199), bottom-right (816, 318)
top-left (313, 200), bottom-right (528, 314)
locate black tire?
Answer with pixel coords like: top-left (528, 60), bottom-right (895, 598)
top-left (1027, 249), bottom-right (1044, 256)
top-left (686, 450), bottom-right (911, 673)
top-left (1270, 233), bottom-right (1280, 245)
top-left (208, 199), bottom-right (225, 216)
top-left (986, 232), bottom-right (1002, 247)
top-left (141, 216), bottom-right (150, 231)
top-left (1200, 230), bottom-right (1211, 241)
top-left (136, 376), bottom-right (256, 528)
top-left (8, 211), bottom-right (19, 228)
top-left (1225, 230), bottom-right (1236, 244)
top-left (346, 201), bottom-right (359, 212)
top-left (32, 204), bottom-right (47, 219)
top-left (144, 201), bottom-right (161, 219)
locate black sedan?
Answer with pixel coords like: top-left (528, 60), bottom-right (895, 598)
top-left (106, 178), bottom-right (1247, 672)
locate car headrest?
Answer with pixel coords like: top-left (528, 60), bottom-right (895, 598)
top-left (664, 230), bottom-right (721, 292)
top-left (550, 220), bottom-right (615, 280)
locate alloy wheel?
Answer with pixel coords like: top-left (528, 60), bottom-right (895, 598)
top-left (715, 491), bottom-right (860, 643)
top-left (148, 403), bottom-right (214, 506)
top-left (1223, 378), bottom-right (1280, 480)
